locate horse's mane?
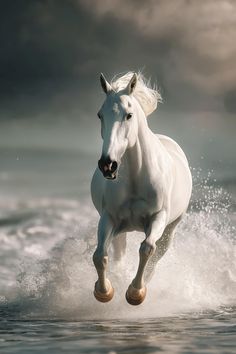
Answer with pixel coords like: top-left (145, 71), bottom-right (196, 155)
top-left (111, 72), bottom-right (162, 117)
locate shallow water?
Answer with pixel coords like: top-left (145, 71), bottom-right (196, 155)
top-left (0, 149), bottom-right (235, 353)
top-left (0, 309), bottom-right (236, 354)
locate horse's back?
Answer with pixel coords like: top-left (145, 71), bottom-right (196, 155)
top-left (157, 134), bottom-right (192, 219)
top-left (157, 134), bottom-right (189, 166)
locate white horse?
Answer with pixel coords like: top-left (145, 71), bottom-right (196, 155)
top-left (91, 72), bottom-right (192, 305)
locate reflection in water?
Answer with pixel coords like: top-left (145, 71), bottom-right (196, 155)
top-left (0, 309), bottom-right (235, 353)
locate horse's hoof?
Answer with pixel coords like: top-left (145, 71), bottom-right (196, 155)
top-left (125, 284), bottom-right (147, 306)
top-left (94, 280), bottom-right (114, 303)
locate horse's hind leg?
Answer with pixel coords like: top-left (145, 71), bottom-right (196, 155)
top-left (126, 210), bottom-right (167, 305)
top-left (112, 233), bottom-right (127, 261)
top-left (126, 213), bottom-right (182, 305)
top-left (144, 216), bottom-right (182, 283)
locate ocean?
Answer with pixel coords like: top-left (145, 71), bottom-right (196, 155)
top-left (0, 140), bottom-right (235, 353)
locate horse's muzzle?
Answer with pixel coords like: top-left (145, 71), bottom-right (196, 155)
top-left (98, 156), bottom-right (118, 180)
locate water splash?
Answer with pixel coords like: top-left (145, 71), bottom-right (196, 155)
top-left (0, 177), bottom-right (235, 320)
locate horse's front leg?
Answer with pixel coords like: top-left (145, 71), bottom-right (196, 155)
top-left (93, 212), bottom-right (115, 303)
top-left (126, 210), bottom-right (167, 305)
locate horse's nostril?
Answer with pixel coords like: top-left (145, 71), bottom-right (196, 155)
top-left (98, 156), bottom-right (117, 176)
top-left (111, 161), bottom-right (118, 172)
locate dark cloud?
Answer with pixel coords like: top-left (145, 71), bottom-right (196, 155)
top-left (78, 0), bottom-right (236, 90)
top-left (0, 0), bottom-right (236, 118)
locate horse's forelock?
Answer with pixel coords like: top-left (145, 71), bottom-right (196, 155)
top-left (110, 72), bottom-right (162, 117)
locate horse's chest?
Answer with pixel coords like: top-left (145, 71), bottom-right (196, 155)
top-left (106, 184), bottom-right (159, 231)
top-left (118, 197), bottom-right (154, 231)
top-left (120, 197), bottom-right (149, 219)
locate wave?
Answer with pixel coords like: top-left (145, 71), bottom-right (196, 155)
top-left (0, 182), bottom-right (235, 320)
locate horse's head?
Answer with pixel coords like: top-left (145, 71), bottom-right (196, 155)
top-left (97, 73), bottom-right (139, 180)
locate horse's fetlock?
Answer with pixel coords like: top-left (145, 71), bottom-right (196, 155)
top-left (93, 252), bottom-right (108, 270)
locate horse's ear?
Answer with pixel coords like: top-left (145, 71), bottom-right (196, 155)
top-left (124, 73), bottom-right (138, 95)
top-left (100, 73), bottom-right (113, 94)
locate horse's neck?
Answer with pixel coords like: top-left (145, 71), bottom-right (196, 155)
top-left (124, 110), bottom-right (162, 186)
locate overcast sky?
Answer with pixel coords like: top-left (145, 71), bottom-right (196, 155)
top-left (0, 0), bottom-right (235, 181)
top-left (1, 0), bottom-right (236, 119)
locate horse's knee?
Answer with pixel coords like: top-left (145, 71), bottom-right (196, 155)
top-left (93, 251), bottom-right (108, 270)
top-left (140, 239), bottom-right (156, 257)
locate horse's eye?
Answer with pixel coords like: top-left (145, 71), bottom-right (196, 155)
top-left (97, 112), bottom-right (102, 120)
top-left (126, 113), bottom-right (133, 120)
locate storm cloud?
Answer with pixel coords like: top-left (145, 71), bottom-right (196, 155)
top-left (0, 0), bottom-right (236, 117)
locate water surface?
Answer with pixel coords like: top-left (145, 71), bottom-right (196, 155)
top-left (0, 148), bottom-right (235, 353)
